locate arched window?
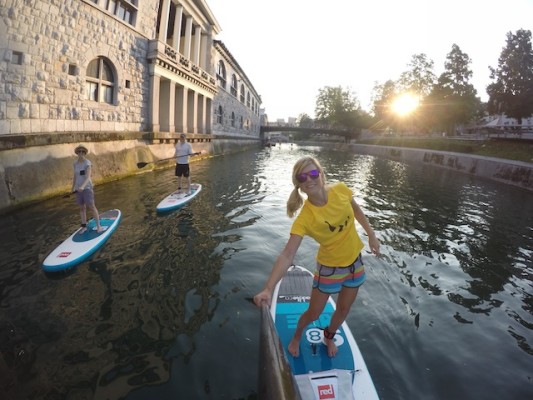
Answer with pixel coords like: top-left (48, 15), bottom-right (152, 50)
top-left (217, 105), bottom-right (223, 124)
top-left (231, 74), bottom-right (238, 97)
top-left (240, 116), bottom-right (243, 129)
top-left (240, 85), bottom-right (245, 103)
top-left (231, 111), bottom-right (235, 127)
top-left (86, 57), bottom-right (115, 104)
top-left (246, 92), bottom-right (250, 108)
top-left (217, 60), bottom-right (226, 90)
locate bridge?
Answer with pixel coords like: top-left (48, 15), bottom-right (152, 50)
top-left (260, 125), bottom-right (357, 138)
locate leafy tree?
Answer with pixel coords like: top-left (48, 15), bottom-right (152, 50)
top-left (370, 80), bottom-right (401, 133)
top-left (398, 53), bottom-right (436, 97)
top-left (425, 44), bottom-right (480, 133)
top-left (487, 29), bottom-right (533, 130)
top-left (314, 86), bottom-right (359, 127)
top-left (297, 113), bottom-right (314, 128)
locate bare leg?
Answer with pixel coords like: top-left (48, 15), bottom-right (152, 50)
top-left (88, 203), bottom-right (102, 232)
top-left (186, 176), bottom-right (191, 194)
top-left (324, 287), bottom-right (359, 357)
top-left (79, 204), bottom-right (87, 233)
top-left (177, 176), bottom-right (182, 192)
top-left (288, 288), bottom-right (330, 357)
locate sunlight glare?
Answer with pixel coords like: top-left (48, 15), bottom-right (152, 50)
top-left (392, 93), bottom-right (419, 116)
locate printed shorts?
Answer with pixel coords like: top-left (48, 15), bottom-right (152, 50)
top-left (75, 188), bottom-right (95, 206)
top-left (175, 163), bottom-right (190, 177)
top-left (312, 254), bottom-right (365, 294)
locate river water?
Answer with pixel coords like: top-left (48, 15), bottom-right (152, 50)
top-left (0, 145), bottom-right (531, 400)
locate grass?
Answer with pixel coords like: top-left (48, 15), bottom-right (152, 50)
top-left (357, 137), bottom-right (533, 164)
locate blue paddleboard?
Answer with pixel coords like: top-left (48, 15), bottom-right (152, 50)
top-left (42, 209), bottom-right (121, 272)
top-left (271, 265), bottom-right (379, 399)
top-left (156, 183), bottom-right (202, 213)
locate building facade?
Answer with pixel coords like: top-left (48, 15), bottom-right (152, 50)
top-left (0, 0), bottom-right (261, 139)
top-left (0, 0), bottom-right (263, 211)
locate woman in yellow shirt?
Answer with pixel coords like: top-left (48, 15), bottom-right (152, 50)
top-left (254, 156), bottom-right (380, 357)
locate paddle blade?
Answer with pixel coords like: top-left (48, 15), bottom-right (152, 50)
top-left (136, 162), bottom-right (149, 168)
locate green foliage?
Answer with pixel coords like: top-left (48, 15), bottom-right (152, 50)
top-left (487, 29), bottom-right (533, 125)
top-left (398, 53), bottom-right (436, 97)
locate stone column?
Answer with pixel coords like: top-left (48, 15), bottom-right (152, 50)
top-left (187, 90), bottom-right (197, 134)
top-left (172, 5), bottom-right (183, 52)
top-left (193, 26), bottom-right (202, 65)
top-left (197, 94), bottom-right (205, 134)
top-left (158, 0), bottom-right (171, 43)
top-left (149, 73), bottom-right (161, 133)
top-left (160, 80), bottom-right (175, 133)
top-left (205, 97), bottom-right (212, 134)
top-left (176, 85), bottom-right (188, 133)
top-left (184, 16), bottom-right (193, 60)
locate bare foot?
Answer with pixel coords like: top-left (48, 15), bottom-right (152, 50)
top-left (325, 338), bottom-right (338, 357)
top-left (79, 227), bottom-right (87, 234)
top-left (96, 226), bottom-right (103, 233)
top-left (288, 338), bottom-right (300, 357)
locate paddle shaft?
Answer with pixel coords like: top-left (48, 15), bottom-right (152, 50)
top-left (136, 152), bottom-right (200, 168)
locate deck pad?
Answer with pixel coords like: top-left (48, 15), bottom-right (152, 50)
top-left (156, 183), bottom-right (202, 213)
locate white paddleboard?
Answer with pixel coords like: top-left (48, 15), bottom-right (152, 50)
top-left (156, 183), bottom-right (202, 213)
top-left (42, 209), bottom-right (121, 272)
top-left (271, 265), bottom-right (379, 400)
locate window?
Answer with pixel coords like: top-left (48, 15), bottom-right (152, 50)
top-left (104, 0), bottom-right (137, 25)
top-left (240, 85), bottom-right (245, 103)
top-left (217, 105), bottom-right (223, 124)
top-left (12, 51), bottom-right (23, 65)
top-left (86, 57), bottom-right (116, 105)
top-left (246, 92), bottom-right (250, 108)
top-left (68, 64), bottom-right (77, 75)
top-left (240, 116), bottom-right (243, 129)
top-left (217, 60), bottom-right (226, 90)
top-left (231, 75), bottom-right (238, 97)
top-left (231, 112), bottom-right (235, 127)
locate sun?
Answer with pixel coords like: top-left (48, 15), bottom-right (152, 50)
top-left (391, 93), bottom-right (419, 116)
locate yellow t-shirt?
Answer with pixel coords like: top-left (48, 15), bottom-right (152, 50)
top-left (290, 182), bottom-right (364, 266)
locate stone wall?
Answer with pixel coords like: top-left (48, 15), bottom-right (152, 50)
top-left (350, 144), bottom-right (533, 192)
top-left (0, 0), bottom-right (158, 135)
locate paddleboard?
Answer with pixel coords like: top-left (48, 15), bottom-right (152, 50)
top-left (271, 265), bottom-right (379, 400)
top-left (156, 183), bottom-right (202, 213)
top-left (42, 209), bottom-right (121, 272)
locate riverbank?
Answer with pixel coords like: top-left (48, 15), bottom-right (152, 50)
top-left (0, 132), bottom-right (260, 214)
top-left (295, 141), bottom-right (533, 192)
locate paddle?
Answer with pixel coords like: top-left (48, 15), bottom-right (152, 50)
top-left (136, 152), bottom-right (201, 169)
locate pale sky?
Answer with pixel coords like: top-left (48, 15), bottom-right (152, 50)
top-left (208, 0), bottom-right (533, 121)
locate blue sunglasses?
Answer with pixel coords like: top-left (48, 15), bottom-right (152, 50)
top-left (296, 169), bottom-right (320, 183)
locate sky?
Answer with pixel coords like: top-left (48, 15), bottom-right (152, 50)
top-left (207, 0), bottom-right (533, 122)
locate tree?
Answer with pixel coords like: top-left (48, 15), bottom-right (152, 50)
top-left (425, 44), bottom-right (480, 134)
top-left (370, 80), bottom-right (400, 133)
top-left (314, 86), bottom-right (359, 128)
top-left (297, 113), bottom-right (313, 128)
top-left (398, 53), bottom-right (436, 98)
top-left (487, 29), bottom-right (533, 130)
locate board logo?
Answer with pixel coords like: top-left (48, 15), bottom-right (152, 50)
top-left (317, 384), bottom-right (335, 399)
top-left (58, 252), bottom-right (71, 258)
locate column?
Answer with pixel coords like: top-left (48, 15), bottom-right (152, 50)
top-left (187, 90), bottom-right (198, 134)
top-left (149, 73), bottom-right (161, 133)
top-left (193, 26), bottom-right (202, 65)
top-left (158, 0), bottom-right (171, 43)
top-left (205, 97), bottom-right (212, 134)
top-left (159, 80), bottom-right (175, 132)
top-left (172, 5), bottom-right (183, 52)
top-left (197, 94), bottom-right (205, 134)
top-left (184, 16), bottom-right (193, 60)
top-left (176, 85), bottom-right (188, 133)
top-left (199, 33), bottom-right (208, 70)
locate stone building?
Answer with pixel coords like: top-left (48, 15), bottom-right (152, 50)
top-left (0, 0), bottom-right (263, 211)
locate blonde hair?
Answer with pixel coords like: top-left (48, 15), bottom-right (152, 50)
top-left (286, 156), bottom-right (326, 217)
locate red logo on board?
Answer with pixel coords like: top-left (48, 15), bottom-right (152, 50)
top-left (58, 252), bottom-right (71, 258)
top-left (318, 384), bottom-right (335, 399)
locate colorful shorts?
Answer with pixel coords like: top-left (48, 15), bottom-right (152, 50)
top-left (312, 254), bottom-right (365, 294)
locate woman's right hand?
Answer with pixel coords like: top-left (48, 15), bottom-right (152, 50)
top-left (253, 289), bottom-right (272, 308)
